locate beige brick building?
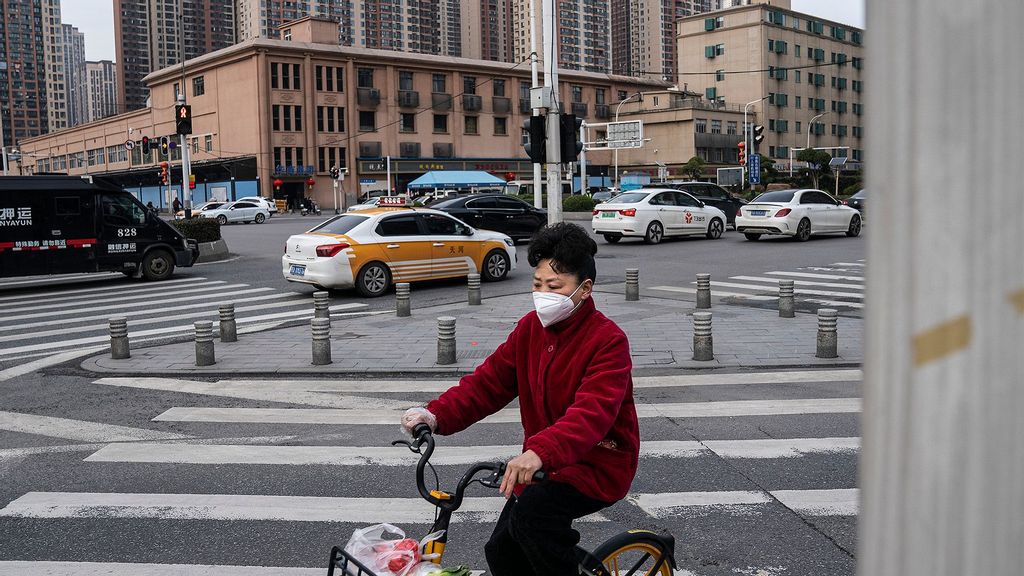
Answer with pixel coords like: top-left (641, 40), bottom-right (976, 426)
top-left (18, 17), bottom-right (666, 210)
top-left (678, 3), bottom-right (864, 166)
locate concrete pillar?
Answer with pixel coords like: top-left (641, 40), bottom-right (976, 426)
top-left (779, 280), bottom-right (795, 318)
top-left (696, 273), bottom-right (711, 309)
top-left (219, 303), bottom-right (237, 342)
top-left (815, 309), bottom-right (838, 359)
top-left (194, 321), bottom-right (215, 366)
top-left (692, 312), bottom-right (713, 361)
top-left (313, 291), bottom-right (330, 319)
top-left (108, 317), bottom-right (130, 359)
top-left (467, 273), bottom-right (482, 306)
top-left (625, 268), bottom-right (640, 301)
top-left (311, 317), bottom-right (332, 365)
top-left (395, 282), bottom-right (411, 317)
top-left (436, 316), bottom-right (456, 365)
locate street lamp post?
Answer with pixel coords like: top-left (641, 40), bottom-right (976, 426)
top-left (743, 96), bottom-right (769, 187)
top-left (790, 112), bottom-right (830, 177)
top-left (613, 92), bottom-right (642, 191)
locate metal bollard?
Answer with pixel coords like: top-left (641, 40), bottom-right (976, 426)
top-left (395, 283), bottom-right (411, 317)
top-left (778, 280), bottom-right (795, 318)
top-left (313, 291), bottom-right (331, 319)
top-left (109, 317), bottom-right (130, 359)
top-left (311, 317), bottom-right (332, 365)
top-left (696, 273), bottom-right (712, 309)
top-left (692, 312), bottom-right (714, 361)
top-left (194, 321), bottom-right (215, 366)
top-left (219, 303), bottom-right (237, 342)
top-left (816, 309), bottom-right (838, 358)
top-left (437, 316), bottom-right (457, 365)
top-left (625, 268), bottom-right (640, 301)
top-left (467, 273), bottom-right (482, 306)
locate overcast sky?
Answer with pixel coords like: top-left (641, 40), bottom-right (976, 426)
top-left (60, 0), bottom-right (865, 62)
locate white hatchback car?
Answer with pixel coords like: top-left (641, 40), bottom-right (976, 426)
top-left (736, 189), bottom-right (862, 241)
top-left (199, 201), bottom-right (270, 225)
top-left (591, 189), bottom-right (728, 244)
top-left (235, 196), bottom-right (278, 216)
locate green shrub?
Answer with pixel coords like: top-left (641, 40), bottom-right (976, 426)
top-left (841, 182), bottom-right (863, 197)
top-left (563, 194), bottom-right (597, 212)
top-left (170, 218), bottom-right (222, 243)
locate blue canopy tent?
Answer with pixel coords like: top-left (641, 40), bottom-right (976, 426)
top-left (406, 170), bottom-right (508, 190)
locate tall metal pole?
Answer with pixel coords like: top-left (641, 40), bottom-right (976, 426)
top-left (529, 0), bottom-right (543, 209)
top-left (541, 0), bottom-right (561, 224)
top-left (743, 96), bottom-right (768, 188)
top-left (178, 94), bottom-right (192, 218)
top-left (579, 121), bottom-right (587, 195)
top-left (0, 107), bottom-right (7, 176)
top-left (386, 155), bottom-right (392, 194)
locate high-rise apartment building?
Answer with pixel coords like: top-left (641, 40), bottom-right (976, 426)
top-left (612, 0), bottom-right (712, 79)
top-left (114, 0), bottom-right (237, 112)
top-left (62, 24), bottom-right (87, 127)
top-left (511, 0), bottom-right (611, 73)
top-left (678, 2), bottom-right (865, 164)
top-left (42, 0), bottom-right (68, 132)
top-left (0, 0), bottom-right (50, 150)
top-left (237, 0), bottom-right (354, 44)
top-left (84, 61), bottom-right (119, 123)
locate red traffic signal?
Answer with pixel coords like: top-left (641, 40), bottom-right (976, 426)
top-left (141, 136), bottom-right (151, 154)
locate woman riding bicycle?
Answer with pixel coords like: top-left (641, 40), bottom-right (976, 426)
top-left (402, 222), bottom-right (639, 575)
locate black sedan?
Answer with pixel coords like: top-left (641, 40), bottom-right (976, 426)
top-left (844, 189), bottom-right (865, 217)
top-left (430, 193), bottom-right (547, 243)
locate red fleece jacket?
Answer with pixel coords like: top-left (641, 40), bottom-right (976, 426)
top-left (426, 297), bottom-right (639, 503)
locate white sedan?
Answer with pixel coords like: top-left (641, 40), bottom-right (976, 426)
top-left (199, 201), bottom-right (270, 225)
top-left (591, 188), bottom-right (728, 244)
top-left (236, 196), bottom-right (278, 215)
top-left (736, 189), bottom-right (862, 241)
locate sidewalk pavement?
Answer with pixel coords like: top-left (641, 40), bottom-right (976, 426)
top-left (83, 289), bottom-right (862, 377)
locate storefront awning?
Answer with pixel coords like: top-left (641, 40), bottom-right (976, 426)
top-left (406, 170), bottom-right (508, 190)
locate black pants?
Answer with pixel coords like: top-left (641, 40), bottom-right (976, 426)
top-left (485, 481), bottom-right (610, 576)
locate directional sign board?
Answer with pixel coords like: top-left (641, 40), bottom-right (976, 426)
top-left (605, 120), bottom-right (644, 149)
top-left (717, 167), bottom-right (743, 187)
top-left (749, 154), bottom-right (761, 185)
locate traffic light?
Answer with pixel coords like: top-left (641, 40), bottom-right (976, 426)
top-left (737, 141), bottom-right (746, 165)
top-left (188, 174), bottom-right (196, 190)
top-left (330, 165), bottom-right (340, 180)
top-left (175, 104), bottom-right (193, 135)
top-left (523, 116), bottom-right (546, 164)
top-left (159, 137), bottom-right (169, 155)
top-left (141, 136), bottom-right (150, 155)
top-left (752, 125), bottom-right (765, 149)
top-left (559, 114), bottom-right (584, 164)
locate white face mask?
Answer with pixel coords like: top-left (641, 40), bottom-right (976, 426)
top-left (533, 283), bottom-right (586, 328)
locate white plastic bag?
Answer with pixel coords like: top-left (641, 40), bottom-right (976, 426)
top-left (343, 524), bottom-right (445, 576)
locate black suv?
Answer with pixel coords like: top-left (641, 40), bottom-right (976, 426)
top-left (644, 181), bottom-right (746, 228)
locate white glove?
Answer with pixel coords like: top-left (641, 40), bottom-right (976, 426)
top-left (401, 407), bottom-right (437, 436)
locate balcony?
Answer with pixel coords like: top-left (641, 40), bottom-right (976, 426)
top-left (398, 90), bottom-right (420, 108)
top-left (431, 92), bottom-right (453, 111)
top-left (462, 94), bottom-right (482, 112)
top-left (492, 97), bottom-right (511, 115)
top-left (357, 88), bottom-right (381, 107)
top-left (594, 104), bottom-right (610, 119)
top-left (571, 102), bottom-right (588, 118)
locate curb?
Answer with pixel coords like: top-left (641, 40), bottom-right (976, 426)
top-left (196, 239), bottom-right (230, 262)
top-left (562, 212), bottom-right (593, 221)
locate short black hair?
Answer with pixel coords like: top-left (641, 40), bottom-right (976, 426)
top-left (528, 222), bottom-right (598, 283)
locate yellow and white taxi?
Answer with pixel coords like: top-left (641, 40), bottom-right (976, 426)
top-left (282, 205), bottom-right (517, 297)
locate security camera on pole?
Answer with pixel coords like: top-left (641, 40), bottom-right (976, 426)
top-left (175, 94), bottom-right (193, 218)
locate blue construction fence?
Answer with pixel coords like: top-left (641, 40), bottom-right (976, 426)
top-left (126, 179), bottom-right (260, 211)
top-left (572, 174), bottom-right (651, 193)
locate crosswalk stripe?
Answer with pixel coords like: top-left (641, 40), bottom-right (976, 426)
top-left (3, 283), bottom-right (260, 318)
top-left (708, 280), bottom-right (864, 300)
top-left (765, 271), bottom-right (865, 282)
top-left (831, 262), bottom-right (865, 267)
top-left (0, 411), bottom-right (190, 442)
top-left (0, 491), bottom-right (607, 523)
top-left (631, 488), bottom-right (858, 517)
top-left (0, 308), bottom-right (339, 357)
top-left (93, 369), bottom-right (861, 397)
top-left (648, 285), bottom-right (776, 301)
top-left (83, 437), bottom-right (860, 466)
top-left (0, 272), bottom-right (122, 290)
top-left (152, 398), bottom-right (861, 425)
top-left (0, 562), bottom-right (323, 576)
top-left (0, 276), bottom-right (211, 304)
top-left (0, 292), bottom-right (307, 338)
top-left (730, 275), bottom-right (864, 290)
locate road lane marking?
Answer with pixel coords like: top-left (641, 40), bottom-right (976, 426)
top-left (0, 277), bottom-right (211, 304)
top-left (0, 411), bottom-right (190, 442)
top-left (708, 281), bottom-right (864, 300)
top-left (730, 275), bottom-right (865, 291)
top-left (632, 488), bottom-right (858, 517)
top-left (764, 271), bottom-right (865, 282)
top-left (648, 286), bottom-right (775, 300)
top-left (2, 285), bottom-right (268, 320)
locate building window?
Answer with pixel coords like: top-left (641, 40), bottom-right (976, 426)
top-left (494, 117), bottom-right (508, 136)
top-left (727, 121), bottom-right (737, 135)
top-left (399, 71), bottom-right (414, 91)
top-left (173, 82), bottom-right (180, 97)
top-left (359, 111), bottom-right (375, 131)
top-left (716, 69), bottom-right (725, 82)
top-left (272, 105), bottom-right (280, 131)
top-left (292, 65), bottom-right (301, 90)
top-left (192, 76), bottom-right (205, 97)
top-left (433, 74), bottom-right (447, 93)
top-left (596, 88), bottom-right (606, 105)
top-left (617, 90), bottom-right (628, 101)
top-left (283, 106), bottom-right (293, 131)
top-left (433, 114), bottom-right (448, 133)
top-left (358, 68), bottom-right (374, 88)
top-left (400, 113), bottom-right (416, 132)
top-left (695, 118), bottom-right (707, 133)
top-left (463, 75), bottom-right (476, 95)
top-left (316, 65), bottom-right (323, 91)
top-left (465, 116), bottom-right (478, 135)
top-left (205, 134), bottom-right (213, 152)
top-left (796, 121), bottom-right (802, 134)
top-left (571, 85), bottom-right (583, 103)
top-left (795, 96), bottom-right (802, 108)
top-left (294, 106), bottom-right (302, 131)
top-left (520, 82), bottom-right (531, 100)
top-left (493, 79), bottom-right (505, 97)
top-left (191, 138), bottom-right (199, 155)
top-left (335, 67), bottom-right (344, 91)
top-left (710, 120), bottom-right (722, 134)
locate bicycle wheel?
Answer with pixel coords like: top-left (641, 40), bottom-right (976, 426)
top-left (590, 531), bottom-right (675, 576)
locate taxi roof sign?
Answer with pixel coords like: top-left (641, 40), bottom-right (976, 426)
top-left (378, 195), bottom-right (409, 207)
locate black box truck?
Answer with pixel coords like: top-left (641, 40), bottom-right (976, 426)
top-left (0, 175), bottom-right (199, 281)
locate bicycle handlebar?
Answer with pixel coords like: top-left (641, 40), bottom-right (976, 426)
top-left (401, 424), bottom-right (546, 512)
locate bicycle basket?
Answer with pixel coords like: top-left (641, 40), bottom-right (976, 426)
top-left (327, 545), bottom-right (382, 576)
